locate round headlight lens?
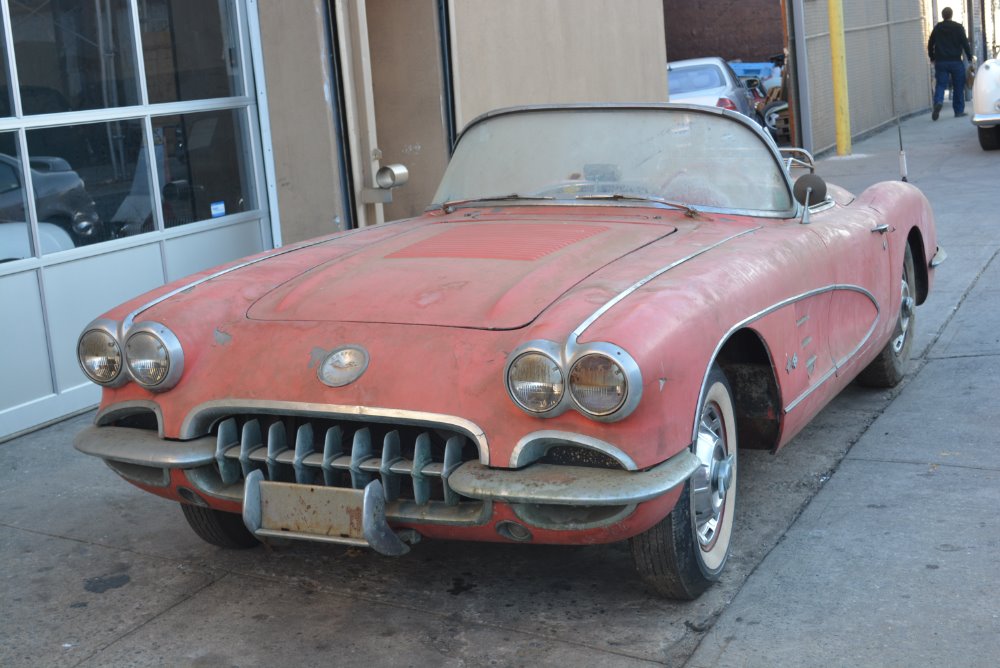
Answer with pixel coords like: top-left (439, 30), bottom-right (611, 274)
top-left (507, 352), bottom-right (564, 413)
top-left (569, 354), bottom-right (627, 416)
top-left (78, 329), bottom-right (122, 384)
top-left (125, 331), bottom-right (170, 387)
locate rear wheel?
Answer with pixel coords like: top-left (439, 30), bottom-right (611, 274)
top-left (858, 243), bottom-right (916, 388)
top-left (180, 503), bottom-right (260, 549)
top-left (630, 364), bottom-right (737, 599)
top-left (978, 126), bottom-right (1000, 151)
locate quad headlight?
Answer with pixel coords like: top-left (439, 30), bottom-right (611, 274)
top-left (507, 351), bottom-right (564, 413)
top-left (569, 354), bottom-right (628, 416)
top-left (504, 340), bottom-right (641, 421)
top-left (77, 321), bottom-right (124, 385)
top-left (76, 319), bottom-right (184, 392)
top-left (124, 322), bottom-right (183, 391)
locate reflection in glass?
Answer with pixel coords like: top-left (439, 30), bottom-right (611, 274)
top-left (152, 110), bottom-right (254, 227)
top-left (20, 120), bottom-right (152, 250)
top-left (10, 0), bottom-right (139, 115)
top-left (0, 132), bottom-right (36, 261)
top-left (140, 0), bottom-right (242, 104)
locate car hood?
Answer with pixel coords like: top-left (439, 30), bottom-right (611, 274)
top-left (248, 217), bottom-right (676, 330)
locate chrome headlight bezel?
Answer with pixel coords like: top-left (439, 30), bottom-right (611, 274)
top-left (504, 339), bottom-right (642, 422)
top-left (568, 351), bottom-right (629, 417)
top-left (77, 318), bottom-right (127, 387)
top-left (504, 340), bottom-right (567, 416)
top-left (123, 321), bottom-right (184, 391)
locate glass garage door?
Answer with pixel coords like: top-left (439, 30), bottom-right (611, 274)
top-left (0, 0), bottom-right (272, 439)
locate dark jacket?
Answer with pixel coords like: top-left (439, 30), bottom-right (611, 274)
top-left (928, 20), bottom-right (973, 61)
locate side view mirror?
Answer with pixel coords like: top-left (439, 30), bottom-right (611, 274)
top-left (793, 173), bottom-right (827, 207)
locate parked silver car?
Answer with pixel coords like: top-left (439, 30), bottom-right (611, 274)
top-left (667, 56), bottom-right (763, 127)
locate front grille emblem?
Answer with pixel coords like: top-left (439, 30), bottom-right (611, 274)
top-left (318, 345), bottom-right (370, 387)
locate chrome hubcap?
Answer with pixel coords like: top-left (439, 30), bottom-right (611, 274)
top-left (892, 272), bottom-right (913, 355)
top-left (691, 403), bottom-right (732, 548)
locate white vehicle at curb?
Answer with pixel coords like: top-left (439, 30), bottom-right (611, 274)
top-left (972, 58), bottom-right (1000, 150)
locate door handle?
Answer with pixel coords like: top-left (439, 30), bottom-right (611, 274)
top-left (871, 224), bottom-right (890, 234)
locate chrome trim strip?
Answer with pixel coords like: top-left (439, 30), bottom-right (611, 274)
top-left (74, 425), bottom-right (215, 468)
top-left (448, 449), bottom-right (700, 506)
top-left (123, 219), bottom-right (413, 330)
top-left (572, 226), bottom-right (762, 341)
top-left (95, 400), bottom-right (165, 438)
top-left (509, 431), bottom-right (638, 470)
top-left (695, 284), bottom-right (880, 441)
top-left (180, 399), bottom-right (489, 464)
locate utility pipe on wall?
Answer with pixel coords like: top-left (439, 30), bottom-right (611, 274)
top-left (828, 0), bottom-right (852, 155)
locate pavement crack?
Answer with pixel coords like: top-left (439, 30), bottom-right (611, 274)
top-left (69, 577), bottom-right (225, 667)
top-left (845, 455), bottom-right (1000, 473)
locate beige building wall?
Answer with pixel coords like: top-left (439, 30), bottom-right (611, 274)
top-left (449, 0), bottom-right (668, 129)
top-left (256, 0), bottom-right (348, 243)
top-left (801, 0), bottom-right (931, 153)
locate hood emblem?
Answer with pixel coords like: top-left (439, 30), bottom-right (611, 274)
top-left (318, 345), bottom-right (370, 387)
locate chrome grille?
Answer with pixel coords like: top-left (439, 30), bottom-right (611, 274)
top-left (213, 415), bottom-right (474, 506)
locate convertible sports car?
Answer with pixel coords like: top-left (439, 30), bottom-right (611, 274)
top-left (75, 104), bottom-right (941, 599)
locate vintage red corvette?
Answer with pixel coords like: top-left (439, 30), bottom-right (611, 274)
top-left (75, 104), bottom-right (942, 599)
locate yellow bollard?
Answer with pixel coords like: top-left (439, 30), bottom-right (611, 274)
top-left (828, 0), bottom-right (852, 155)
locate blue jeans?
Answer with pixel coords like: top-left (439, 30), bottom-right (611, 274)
top-left (934, 60), bottom-right (967, 114)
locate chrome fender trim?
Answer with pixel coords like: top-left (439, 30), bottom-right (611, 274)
top-left (510, 430), bottom-right (638, 470)
top-left (448, 449), bottom-right (700, 506)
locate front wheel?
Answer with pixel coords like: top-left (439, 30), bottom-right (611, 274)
top-left (858, 243), bottom-right (917, 387)
top-left (630, 364), bottom-right (737, 599)
top-left (978, 126), bottom-right (1000, 151)
top-left (180, 503), bottom-right (260, 549)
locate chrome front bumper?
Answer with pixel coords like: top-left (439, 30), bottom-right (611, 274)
top-left (75, 424), bottom-right (698, 508)
top-left (972, 112), bottom-right (1000, 127)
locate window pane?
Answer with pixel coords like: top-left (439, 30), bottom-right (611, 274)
top-left (0, 20), bottom-right (11, 117)
top-left (0, 132), bottom-right (37, 260)
top-left (140, 0), bottom-right (242, 103)
top-left (153, 110), bottom-right (255, 227)
top-left (23, 120), bottom-right (152, 250)
top-left (11, 0), bottom-right (139, 114)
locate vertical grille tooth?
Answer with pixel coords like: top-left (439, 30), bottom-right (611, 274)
top-left (266, 421), bottom-right (288, 481)
top-left (441, 435), bottom-right (464, 506)
top-left (322, 426), bottom-right (344, 486)
top-left (349, 428), bottom-right (374, 489)
top-left (215, 418), bottom-right (241, 485)
top-left (240, 419), bottom-right (262, 477)
top-left (379, 431), bottom-right (402, 501)
top-left (411, 432), bottom-right (432, 505)
top-left (293, 423), bottom-right (315, 484)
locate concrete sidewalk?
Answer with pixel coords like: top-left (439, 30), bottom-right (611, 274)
top-left (688, 115), bottom-right (1000, 666)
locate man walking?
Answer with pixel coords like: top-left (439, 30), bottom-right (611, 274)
top-left (927, 7), bottom-right (974, 120)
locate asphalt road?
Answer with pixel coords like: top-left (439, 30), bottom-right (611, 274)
top-left (2, 112), bottom-right (996, 667)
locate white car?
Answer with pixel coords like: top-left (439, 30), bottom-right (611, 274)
top-left (0, 221), bottom-right (75, 262)
top-left (972, 58), bottom-right (1000, 150)
top-left (667, 56), bottom-right (762, 126)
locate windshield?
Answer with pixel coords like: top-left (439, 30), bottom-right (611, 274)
top-left (668, 65), bottom-right (726, 93)
top-left (432, 107), bottom-right (793, 214)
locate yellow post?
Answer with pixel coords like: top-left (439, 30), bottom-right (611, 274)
top-left (828, 0), bottom-right (852, 155)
